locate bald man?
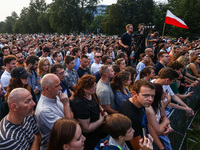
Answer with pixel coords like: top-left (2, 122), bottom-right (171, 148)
top-left (35, 73), bottom-right (73, 150)
top-left (0, 88), bottom-right (41, 150)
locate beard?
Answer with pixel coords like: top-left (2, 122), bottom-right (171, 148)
top-left (18, 60), bottom-right (24, 64)
top-left (30, 66), bottom-right (36, 71)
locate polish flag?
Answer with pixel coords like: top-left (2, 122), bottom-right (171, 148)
top-left (165, 10), bottom-right (188, 29)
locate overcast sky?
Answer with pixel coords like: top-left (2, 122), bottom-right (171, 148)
top-left (0, 0), bottom-right (166, 22)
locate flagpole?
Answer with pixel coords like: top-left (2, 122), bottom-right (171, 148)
top-left (162, 23), bottom-right (166, 37)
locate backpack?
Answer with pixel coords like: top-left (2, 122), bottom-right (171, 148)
top-left (94, 135), bottom-right (121, 150)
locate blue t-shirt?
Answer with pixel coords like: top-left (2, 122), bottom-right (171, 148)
top-left (74, 58), bottom-right (80, 70)
top-left (114, 88), bottom-right (131, 110)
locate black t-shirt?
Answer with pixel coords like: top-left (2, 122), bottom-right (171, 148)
top-left (119, 99), bottom-right (144, 137)
top-left (120, 32), bottom-right (132, 52)
top-left (154, 62), bottom-right (165, 75)
top-left (77, 67), bottom-right (91, 78)
top-left (0, 56), bottom-right (4, 69)
top-left (72, 95), bottom-right (102, 150)
top-left (72, 95), bottom-right (100, 122)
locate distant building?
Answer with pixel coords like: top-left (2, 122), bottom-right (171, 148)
top-left (94, 5), bottom-right (108, 17)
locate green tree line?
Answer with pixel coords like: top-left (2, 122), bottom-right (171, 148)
top-left (0, 0), bottom-right (199, 39)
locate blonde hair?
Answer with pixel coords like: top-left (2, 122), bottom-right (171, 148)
top-left (126, 24), bottom-right (133, 30)
top-left (176, 55), bottom-right (189, 67)
top-left (38, 57), bottom-right (50, 77)
top-left (115, 58), bottom-right (125, 66)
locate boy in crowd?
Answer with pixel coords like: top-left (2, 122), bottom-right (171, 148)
top-left (64, 55), bottom-right (79, 91)
top-left (77, 54), bottom-right (91, 78)
top-left (95, 113), bottom-right (153, 150)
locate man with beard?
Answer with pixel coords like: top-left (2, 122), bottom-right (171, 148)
top-left (16, 52), bottom-right (25, 68)
top-left (25, 55), bottom-right (42, 102)
top-left (119, 24), bottom-right (133, 58)
top-left (0, 55), bottom-right (17, 93)
top-left (134, 23), bottom-right (148, 63)
top-left (0, 46), bottom-right (11, 75)
top-left (96, 65), bottom-right (117, 114)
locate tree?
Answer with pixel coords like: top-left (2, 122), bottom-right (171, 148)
top-left (159, 0), bottom-right (200, 39)
top-left (102, 0), bottom-right (154, 35)
top-left (3, 11), bottom-right (19, 33)
top-left (88, 15), bottom-right (105, 33)
top-left (49, 0), bottom-right (99, 33)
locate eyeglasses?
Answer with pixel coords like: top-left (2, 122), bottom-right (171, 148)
top-left (95, 56), bottom-right (102, 58)
top-left (57, 71), bottom-right (66, 75)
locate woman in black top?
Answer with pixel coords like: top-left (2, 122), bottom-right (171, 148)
top-left (72, 74), bottom-right (107, 150)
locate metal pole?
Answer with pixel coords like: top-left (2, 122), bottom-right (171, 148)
top-left (162, 23), bottom-right (166, 37)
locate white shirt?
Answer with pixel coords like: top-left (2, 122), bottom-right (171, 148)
top-left (35, 95), bottom-right (64, 150)
top-left (0, 70), bottom-right (11, 93)
top-left (151, 79), bottom-right (174, 102)
top-left (91, 62), bottom-right (102, 75)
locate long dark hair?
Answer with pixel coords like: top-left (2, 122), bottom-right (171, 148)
top-left (110, 71), bottom-right (130, 93)
top-left (5, 77), bottom-right (31, 101)
top-left (152, 83), bottom-right (163, 114)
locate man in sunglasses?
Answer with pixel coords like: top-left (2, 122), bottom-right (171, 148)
top-left (91, 52), bottom-right (102, 75)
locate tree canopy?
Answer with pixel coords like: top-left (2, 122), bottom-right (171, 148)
top-left (0, 0), bottom-right (199, 39)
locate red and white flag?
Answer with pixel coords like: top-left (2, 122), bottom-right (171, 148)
top-left (165, 10), bottom-right (188, 29)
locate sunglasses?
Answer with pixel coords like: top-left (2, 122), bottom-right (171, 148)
top-left (96, 56), bottom-right (102, 58)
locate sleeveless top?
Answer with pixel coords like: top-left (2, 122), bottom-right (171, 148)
top-left (186, 63), bottom-right (199, 80)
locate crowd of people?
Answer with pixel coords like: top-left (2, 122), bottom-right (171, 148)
top-left (0, 23), bottom-right (200, 150)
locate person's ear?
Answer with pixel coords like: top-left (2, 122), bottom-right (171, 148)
top-left (118, 135), bottom-right (124, 141)
top-left (28, 63), bottom-right (32, 68)
top-left (165, 78), bottom-right (170, 83)
top-left (63, 144), bottom-right (70, 150)
top-left (11, 103), bottom-right (18, 112)
top-left (83, 88), bottom-right (87, 93)
top-left (45, 86), bottom-right (49, 91)
top-left (132, 91), bottom-right (137, 97)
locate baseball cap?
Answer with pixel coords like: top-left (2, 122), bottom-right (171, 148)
top-left (11, 67), bottom-right (31, 79)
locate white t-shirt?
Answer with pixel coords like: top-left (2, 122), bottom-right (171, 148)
top-left (0, 70), bottom-right (11, 93)
top-left (91, 62), bottom-right (102, 75)
top-left (151, 79), bottom-right (174, 102)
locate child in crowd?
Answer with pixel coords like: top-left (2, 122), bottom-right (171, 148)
top-left (95, 113), bottom-right (153, 150)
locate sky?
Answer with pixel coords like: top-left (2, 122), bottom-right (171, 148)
top-left (0, 0), bottom-right (118, 21)
top-left (0, 0), bottom-right (166, 22)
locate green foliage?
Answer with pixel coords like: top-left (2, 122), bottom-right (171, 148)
top-left (102, 0), bottom-right (154, 35)
top-left (88, 15), bottom-right (104, 33)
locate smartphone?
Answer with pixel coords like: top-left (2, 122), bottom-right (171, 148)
top-left (142, 128), bottom-right (147, 138)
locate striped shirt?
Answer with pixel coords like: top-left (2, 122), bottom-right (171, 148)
top-left (0, 115), bottom-right (39, 150)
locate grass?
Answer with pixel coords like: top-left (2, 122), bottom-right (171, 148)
top-left (182, 108), bottom-right (200, 150)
